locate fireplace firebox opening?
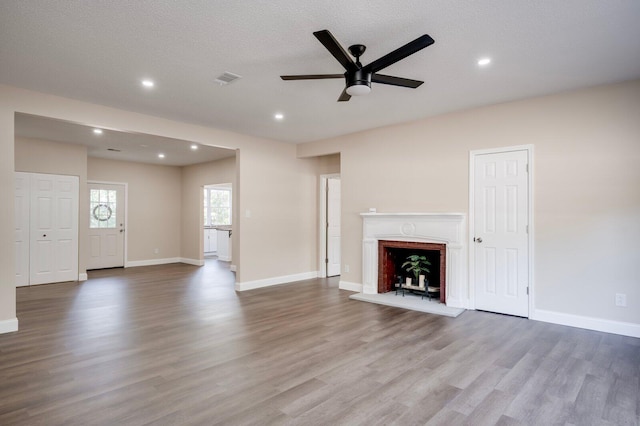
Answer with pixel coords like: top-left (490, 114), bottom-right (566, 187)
top-left (378, 240), bottom-right (446, 303)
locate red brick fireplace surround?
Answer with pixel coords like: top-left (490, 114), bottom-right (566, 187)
top-left (378, 240), bottom-right (446, 303)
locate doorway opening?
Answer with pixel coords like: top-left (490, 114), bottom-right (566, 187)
top-left (319, 174), bottom-right (341, 277)
top-left (203, 183), bottom-right (232, 262)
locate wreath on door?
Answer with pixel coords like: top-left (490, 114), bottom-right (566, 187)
top-left (92, 204), bottom-right (112, 221)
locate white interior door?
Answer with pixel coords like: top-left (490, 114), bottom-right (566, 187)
top-left (474, 150), bottom-right (529, 317)
top-left (88, 183), bottom-right (125, 269)
top-left (326, 177), bottom-right (341, 277)
top-left (30, 174), bottom-right (79, 285)
top-left (14, 172), bottom-right (30, 287)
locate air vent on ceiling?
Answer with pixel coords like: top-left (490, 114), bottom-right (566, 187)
top-left (214, 71), bottom-right (242, 86)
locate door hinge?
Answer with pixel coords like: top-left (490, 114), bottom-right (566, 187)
top-left (526, 163), bottom-right (529, 173)
top-left (325, 258), bottom-right (329, 264)
top-left (526, 286), bottom-right (529, 295)
top-left (526, 225), bottom-right (529, 234)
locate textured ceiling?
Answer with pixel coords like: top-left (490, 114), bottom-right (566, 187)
top-left (2, 1), bottom-right (640, 145)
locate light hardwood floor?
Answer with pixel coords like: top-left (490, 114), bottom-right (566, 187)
top-left (1, 260), bottom-right (638, 425)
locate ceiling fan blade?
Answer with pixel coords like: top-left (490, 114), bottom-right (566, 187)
top-left (364, 34), bottom-right (434, 74)
top-left (313, 30), bottom-right (357, 72)
top-left (372, 74), bottom-right (424, 88)
top-left (281, 74), bottom-right (343, 80)
top-left (337, 88), bottom-right (351, 102)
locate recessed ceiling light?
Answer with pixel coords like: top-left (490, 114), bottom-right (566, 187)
top-left (93, 128), bottom-right (103, 135)
top-left (158, 153), bottom-right (165, 159)
top-left (274, 113), bottom-right (284, 121)
top-left (142, 79), bottom-right (155, 88)
top-left (190, 144), bottom-right (198, 150)
top-left (478, 58), bottom-right (492, 66)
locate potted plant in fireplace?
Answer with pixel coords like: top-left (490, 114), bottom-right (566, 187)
top-left (402, 254), bottom-right (431, 288)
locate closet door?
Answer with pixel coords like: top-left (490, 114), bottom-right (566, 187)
top-left (14, 172), bottom-right (30, 287)
top-left (30, 174), bottom-right (79, 285)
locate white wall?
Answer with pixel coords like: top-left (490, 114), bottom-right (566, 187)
top-left (88, 157), bottom-right (182, 263)
top-left (16, 139), bottom-right (236, 269)
top-left (299, 79), bottom-right (640, 334)
top-left (0, 104), bottom-right (16, 332)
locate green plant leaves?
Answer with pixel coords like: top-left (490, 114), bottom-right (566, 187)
top-left (402, 254), bottom-right (431, 280)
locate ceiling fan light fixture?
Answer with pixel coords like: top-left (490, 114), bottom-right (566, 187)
top-left (346, 69), bottom-right (372, 96)
top-left (346, 83), bottom-right (371, 96)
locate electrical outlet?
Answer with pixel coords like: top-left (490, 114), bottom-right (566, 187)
top-left (615, 293), bottom-right (627, 307)
top-left (344, 264), bottom-right (350, 273)
top-left (154, 248), bottom-right (159, 254)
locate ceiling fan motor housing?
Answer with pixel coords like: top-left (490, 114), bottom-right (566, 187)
top-left (346, 69), bottom-right (372, 96)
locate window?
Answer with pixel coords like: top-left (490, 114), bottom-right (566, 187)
top-left (204, 186), bottom-right (232, 226)
top-left (90, 189), bottom-right (117, 228)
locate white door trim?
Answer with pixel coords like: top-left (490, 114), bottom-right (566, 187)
top-left (318, 173), bottom-right (340, 278)
top-left (468, 144), bottom-right (534, 317)
top-left (88, 180), bottom-right (129, 268)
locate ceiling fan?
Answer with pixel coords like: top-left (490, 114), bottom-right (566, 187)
top-left (281, 30), bottom-right (435, 102)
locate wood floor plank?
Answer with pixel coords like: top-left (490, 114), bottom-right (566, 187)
top-left (446, 366), bottom-right (511, 416)
top-left (1, 259), bottom-right (639, 425)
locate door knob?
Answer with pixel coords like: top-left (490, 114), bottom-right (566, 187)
top-left (474, 237), bottom-right (483, 243)
top-left (119, 229), bottom-right (125, 233)
top-left (43, 234), bottom-right (47, 237)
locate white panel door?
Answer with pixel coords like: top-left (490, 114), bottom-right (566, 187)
top-left (326, 177), bottom-right (341, 277)
top-left (88, 183), bottom-right (125, 269)
top-left (30, 174), bottom-right (79, 285)
top-left (474, 150), bottom-right (529, 317)
top-left (14, 172), bottom-right (30, 287)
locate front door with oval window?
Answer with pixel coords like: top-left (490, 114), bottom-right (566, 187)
top-left (88, 183), bottom-right (125, 269)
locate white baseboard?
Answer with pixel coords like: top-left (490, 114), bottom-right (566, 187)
top-left (180, 258), bottom-right (205, 266)
top-left (0, 318), bottom-right (18, 334)
top-left (78, 273), bottom-right (88, 281)
top-left (235, 271), bottom-right (318, 291)
top-left (126, 257), bottom-right (181, 267)
top-left (532, 309), bottom-right (640, 338)
top-left (339, 281), bottom-right (362, 292)
top-left (230, 264), bottom-right (237, 272)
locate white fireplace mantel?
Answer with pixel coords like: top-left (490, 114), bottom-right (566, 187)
top-left (360, 212), bottom-right (468, 309)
